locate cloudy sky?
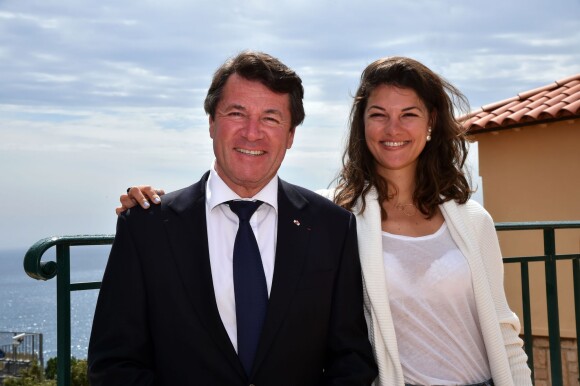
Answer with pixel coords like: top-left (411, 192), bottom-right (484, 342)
top-left (1, 0), bottom-right (579, 250)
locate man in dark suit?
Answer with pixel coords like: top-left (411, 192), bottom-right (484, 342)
top-left (88, 51), bottom-right (377, 385)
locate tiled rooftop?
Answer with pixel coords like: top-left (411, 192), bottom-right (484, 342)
top-left (465, 74), bottom-right (580, 134)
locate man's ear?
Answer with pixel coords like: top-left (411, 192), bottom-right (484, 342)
top-left (286, 127), bottom-right (296, 149)
top-left (209, 116), bottom-right (215, 139)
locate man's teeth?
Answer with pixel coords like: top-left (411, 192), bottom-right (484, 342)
top-left (382, 141), bottom-right (406, 147)
top-left (236, 148), bottom-right (265, 155)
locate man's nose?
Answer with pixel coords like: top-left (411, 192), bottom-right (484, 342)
top-left (242, 118), bottom-right (263, 141)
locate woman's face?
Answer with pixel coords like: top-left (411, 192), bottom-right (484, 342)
top-left (364, 84), bottom-right (431, 178)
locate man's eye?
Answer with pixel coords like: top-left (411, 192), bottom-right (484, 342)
top-left (264, 117), bottom-right (280, 124)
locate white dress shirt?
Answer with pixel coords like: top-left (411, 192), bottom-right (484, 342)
top-left (205, 162), bottom-right (278, 352)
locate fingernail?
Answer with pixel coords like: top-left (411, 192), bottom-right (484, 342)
top-left (153, 196), bottom-right (161, 203)
top-left (143, 200), bottom-right (150, 208)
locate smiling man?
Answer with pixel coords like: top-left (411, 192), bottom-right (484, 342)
top-left (88, 51), bottom-right (377, 386)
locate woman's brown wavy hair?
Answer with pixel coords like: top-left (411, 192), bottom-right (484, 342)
top-left (334, 56), bottom-right (472, 219)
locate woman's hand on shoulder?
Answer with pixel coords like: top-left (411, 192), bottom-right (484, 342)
top-left (116, 185), bottom-right (165, 215)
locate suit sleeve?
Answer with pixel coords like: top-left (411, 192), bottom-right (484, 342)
top-left (323, 213), bottom-right (378, 385)
top-left (87, 214), bottom-right (156, 386)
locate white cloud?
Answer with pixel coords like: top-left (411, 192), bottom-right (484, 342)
top-left (1, 0), bottom-right (579, 248)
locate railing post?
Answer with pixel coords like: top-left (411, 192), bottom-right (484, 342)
top-left (574, 257), bottom-right (580, 384)
top-left (56, 244), bottom-right (71, 386)
top-left (520, 261), bottom-right (534, 381)
top-left (39, 333), bottom-right (44, 371)
top-left (543, 227), bottom-right (562, 386)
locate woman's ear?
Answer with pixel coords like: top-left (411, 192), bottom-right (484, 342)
top-left (429, 111), bottom-right (437, 129)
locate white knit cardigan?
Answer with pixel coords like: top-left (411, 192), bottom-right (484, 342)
top-left (318, 187), bottom-right (532, 386)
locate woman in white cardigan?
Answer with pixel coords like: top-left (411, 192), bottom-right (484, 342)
top-left (120, 57), bottom-right (532, 386)
top-left (326, 56), bottom-right (531, 386)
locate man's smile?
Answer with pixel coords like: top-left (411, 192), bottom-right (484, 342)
top-left (235, 147), bottom-right (266, 156)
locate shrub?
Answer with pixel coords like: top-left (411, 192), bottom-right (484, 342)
top-left (4, 356), bottom-right (88, 386)
top-left (45, 357), bottom-right (89, 386)
top-left (4, 360), bottom-right (55, 386)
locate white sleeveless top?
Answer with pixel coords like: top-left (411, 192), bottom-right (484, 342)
top-left (382, 222), bottom-right (491, 385)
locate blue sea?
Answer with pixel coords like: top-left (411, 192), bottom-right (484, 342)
top-left (0, 246), bottom-right (110, 360)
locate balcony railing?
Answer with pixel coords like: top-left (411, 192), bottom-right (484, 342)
top-left (495, 221), bottom-right (580, 385)
top-left (24, 235), bottom-right (114, 386)
top-left (23, 222), bottom-right (580, 386)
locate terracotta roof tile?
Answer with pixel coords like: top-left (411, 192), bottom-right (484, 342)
top-left (519, 85), bottom-right (553, 100)
top-left (566, 83), bottom-right (580, 94)
top-left (466, 74), bottom-right (580, 133)
top-left (545, 88), bottom-right (565, 99)
top-left (490, 110), bottom-right (513, 126)
top-left (562, 92), bottom-right (579, 104)
top-left (526, 103), bottom-right (550, 119)
top-left (491, 100), bottom-right (520, 116)
top-left (510, 99), bottom-right (533, 111)
top-left (544, 93), bottom-right (567, 106)
top-left (564, 99), bottom-right (580, 114)
top-left (506, 107), bottom-right (530, 122)
top-left (527, 90), bottom-right (549, 102)
top-left (531, 96), bottom-right (552, 110)
top-left (556, 75), bottom-right (580, 85)
top-left (480, 96), bottom-right (518, 112)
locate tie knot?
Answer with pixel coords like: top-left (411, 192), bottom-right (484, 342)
top-left (228, 200), bottom-right (263, 222)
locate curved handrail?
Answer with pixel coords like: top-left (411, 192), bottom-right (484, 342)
top-left (23, 235), bottom-right (115, 281)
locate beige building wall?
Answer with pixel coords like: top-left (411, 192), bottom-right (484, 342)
top-left (471, 119), bottom-right (580, 338)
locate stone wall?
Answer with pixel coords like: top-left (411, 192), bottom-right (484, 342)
top-left (532, 337), bottom-right (578, 386)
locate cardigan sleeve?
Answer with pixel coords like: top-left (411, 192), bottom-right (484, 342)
top-left (315, 188), bottom-right (335, 201)
top-left (476, 206), bottom-right (533, 386)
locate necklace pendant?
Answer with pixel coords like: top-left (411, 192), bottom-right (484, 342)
top-left (396, 203), bottom-right (417, 217)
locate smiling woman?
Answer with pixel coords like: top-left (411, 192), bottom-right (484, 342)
top-left (329, 56), bottom-right (532, 386)
top-left (364, 85), bottom-right (432, 181)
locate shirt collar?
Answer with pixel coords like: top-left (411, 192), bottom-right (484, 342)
top-left (206, 160), bottom-right (278, 213)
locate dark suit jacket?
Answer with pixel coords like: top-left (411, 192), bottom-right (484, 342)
top-left (88, 173), bottom-right (377, 385)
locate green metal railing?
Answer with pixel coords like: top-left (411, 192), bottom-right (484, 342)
top-left (24, 235), bottom-right (114, 386)
top-left (496, 221), bottom-right (580, 386)
top-left (23, 222), bottom-right (580, 386)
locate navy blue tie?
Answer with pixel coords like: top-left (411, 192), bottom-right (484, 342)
top-left (229, 200), bottom-right (268, 375)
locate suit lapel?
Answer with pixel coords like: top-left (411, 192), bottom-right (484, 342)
top-left (163, 173), bottom-right (245, 378)
top-left (252, 179), bottom-right (311, 373)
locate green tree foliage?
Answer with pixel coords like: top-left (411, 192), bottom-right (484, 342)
top-left (5, 357), bottom-right (88, 386)
top-left (4, 360), bottom-right (55, 386)
top-left (44, 357), bottom-right (57, 380)
top-left (70, 358), bottom-right (89, 386)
